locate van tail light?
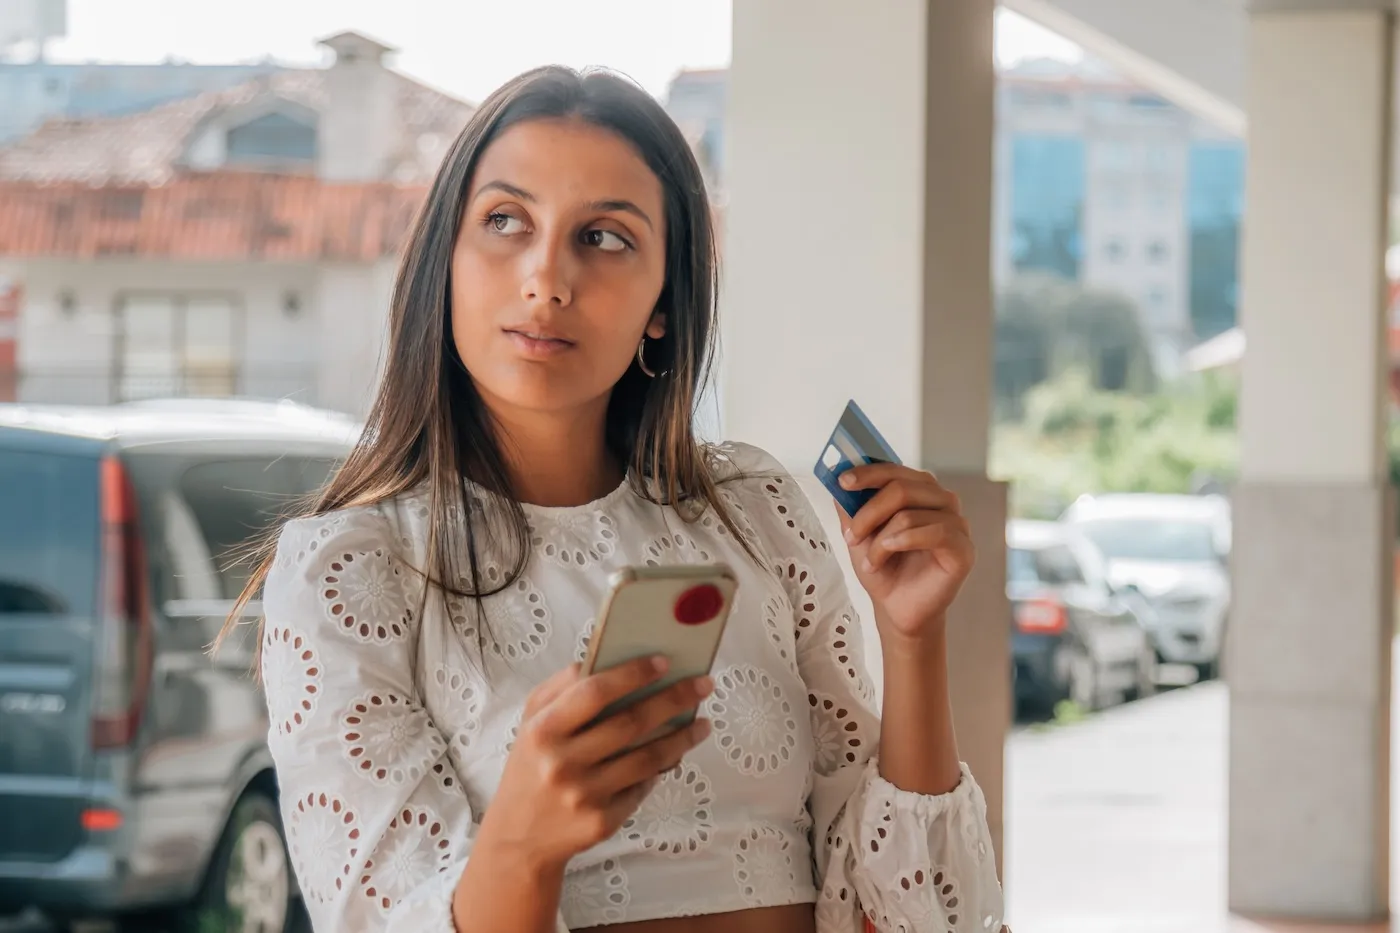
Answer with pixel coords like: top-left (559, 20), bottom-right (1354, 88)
top-left (81, 808), bottom-right (124, 832)
top-left (91, 455), bottom-right (153, 750)
top-left (1015, 597), bottom-right (1067, 635)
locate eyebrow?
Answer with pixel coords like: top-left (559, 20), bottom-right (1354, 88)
top-left (474, 180), bottom-right (655, 231)
top-left (588, 199), bottom-right (655, 231)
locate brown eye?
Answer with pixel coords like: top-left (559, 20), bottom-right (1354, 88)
top-left (487, 212), bottom-right (525, 234)
top-left (582, 228), bottom-right (631, 253)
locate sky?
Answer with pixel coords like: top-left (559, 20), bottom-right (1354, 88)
top-left (23, 1), bottom-right (1083, 102)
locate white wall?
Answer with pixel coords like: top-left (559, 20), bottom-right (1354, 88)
top-left (316, 259), bottom-right (397, 417)
top-left (10, 258), bottom-right (321, 405)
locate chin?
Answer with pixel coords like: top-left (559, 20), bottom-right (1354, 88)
top-left (478, 373), bottom-right (611, 418)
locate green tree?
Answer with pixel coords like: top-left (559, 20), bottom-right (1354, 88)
top-left (991, 368), bottom-right (1238, 518)
top-left (994, 273), bottom-right (1157, 419)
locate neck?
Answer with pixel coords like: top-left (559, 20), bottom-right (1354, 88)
top-left (489, 397), bottom-right (624, 508)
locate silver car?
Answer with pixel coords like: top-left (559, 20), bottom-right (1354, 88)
top-left (1061, 493), bottom-right (1231, 681)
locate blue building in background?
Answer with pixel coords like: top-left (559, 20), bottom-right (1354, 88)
top-left (992, 58), bottom-right (1245, 374)
top-left (0, 60), bottom-right (285, 143)
top-left (1008, 135), bottom-right (1086, 281)
top-left (661, 60), bottom-right (1246, 374)
top-left (1187, 141), bottom-right (1246, 342)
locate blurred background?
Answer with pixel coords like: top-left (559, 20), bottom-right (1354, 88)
top-left (0, 0), bottom-right (1388, 931)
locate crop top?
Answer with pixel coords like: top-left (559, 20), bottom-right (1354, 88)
top-left (259, 441), bottom-right (1005, 931)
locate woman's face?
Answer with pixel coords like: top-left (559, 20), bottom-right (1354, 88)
top-left (452, 117), bottom-right (668, 419)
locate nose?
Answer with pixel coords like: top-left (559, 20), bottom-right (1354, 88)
top-left (520, 234), bottom-right (574, 308)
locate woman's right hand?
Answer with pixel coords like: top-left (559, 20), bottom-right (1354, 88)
top-left (475, 655), bottom-right (714, 873)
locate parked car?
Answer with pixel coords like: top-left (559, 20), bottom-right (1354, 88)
top-left (1007, 519), bottom-right (1157, 713)
top-left (1061, 493), bottom-right (1231, 681)
top-left (0, 399), bottom-right (357, 932)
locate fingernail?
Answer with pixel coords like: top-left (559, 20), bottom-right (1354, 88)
top-left (651, 655), bottom-right (669, 673)
top-left (839, 472), bottom-right (856, 489)
top-left (696, 675), bottom-right (714, 696)
top-left (843, 527), bottom-right (854, 544)
top-left (861, 558), bottom-right (874, 574)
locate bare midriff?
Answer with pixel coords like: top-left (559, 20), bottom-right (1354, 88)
top-left (574, 903), bottom-right (818, 933)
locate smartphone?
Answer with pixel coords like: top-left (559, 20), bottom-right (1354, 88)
top-left (814, 398), bottom-right (903, 518)
top-left (581, 563), bottom-right (738, 743)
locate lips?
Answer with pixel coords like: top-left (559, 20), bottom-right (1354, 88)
top-left (505, 328), bottom-right (572, 344)
top-left (503, 327), bottom-right (575, 358)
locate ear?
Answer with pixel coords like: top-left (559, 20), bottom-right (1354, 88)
top-left (645, 310), bottom-right (667, 341)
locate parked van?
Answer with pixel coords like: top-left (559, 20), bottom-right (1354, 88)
top-left (0, 399), bottom-right (357, 932)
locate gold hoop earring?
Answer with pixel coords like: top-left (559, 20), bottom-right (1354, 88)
top-left (636, 336), bottom-right (666, 378)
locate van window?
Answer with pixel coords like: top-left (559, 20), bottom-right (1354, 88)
top-left (0, 449), bottom-right (99, 616)
top-left (289, 457), bottom-right (339, 499)
top-left (1034, 545), bottom-right (1086, 586)
top-left (176, 459), bottom-right (299, 600)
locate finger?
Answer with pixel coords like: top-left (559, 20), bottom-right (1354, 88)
top-left (868, 519), bottom-right (975, 574)
top-left (845, 478), bottom-right (958, 546)
top-left (535, 654), bottom-right (669, 738)
top-left (838, 461), bottom-right (936, 492)
top-left (603, 773), bottom-right (660, 826)
top-left (568, 674), bottom-right (714, 765)
top-left (591, 717), bottom-right (712, 796)
top-left (859, 509), bottom-right (938, 572)
top-left (523, 662), bottom-right (581, 720)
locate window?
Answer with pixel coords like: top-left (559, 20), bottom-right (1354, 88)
top-left (0, 449), bottom-right (99, 616)
top-left (1188, 141), bottom-right (1246, 339)
top-left (1008, 545), bottom-right (1086, 587)
top-left (225, 111), bottom-right (317, 164)
top-left (1008, 548), bottom-right (1039, 585)
top-left (115, 293), bottom-right (240, 402)
top-left (175, 459), bottom-right (301, 600)
top-left (289, 458), bottom-right (340, 499)
top-left (1034, 546), bottom-right (1086, 586)
top-left (1009, 134), bottom-right (1086, 279)
top-left (133, 454), bottom-right (341, 610)
top-left (1076, 518), bottom-right (1219, 563)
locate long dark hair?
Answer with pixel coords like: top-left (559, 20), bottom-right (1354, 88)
top-left (218, 66), bottom-right (756, 662)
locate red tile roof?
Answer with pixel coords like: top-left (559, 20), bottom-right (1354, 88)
top-left (0, 68), bottom-right (473, 186)
top-left (0, 173), bottom-right (428, 261)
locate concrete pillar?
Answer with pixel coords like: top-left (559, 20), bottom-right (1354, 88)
top-left (1229, 3), bottom-right (1394, 921)
top-left (723, 0), bottom-right (1009, 878)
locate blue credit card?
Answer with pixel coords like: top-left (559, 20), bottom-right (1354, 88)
top-left (814, 399), bottom-right (902, 518)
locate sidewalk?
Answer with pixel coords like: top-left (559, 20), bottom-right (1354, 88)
top-left (1004, 683), bottom-right (1389, 933)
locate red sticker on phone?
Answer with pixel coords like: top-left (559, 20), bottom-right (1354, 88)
top-left (674, 584), bottom-right (723, 625)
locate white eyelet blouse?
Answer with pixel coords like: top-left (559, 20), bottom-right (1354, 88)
top-left (259, 442), bottom-right (1005, 932)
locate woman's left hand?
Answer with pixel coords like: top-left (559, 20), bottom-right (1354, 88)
top-left (836, 463), bottom-right (975, 643)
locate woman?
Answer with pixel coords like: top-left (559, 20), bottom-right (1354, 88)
top-left (235, 66), bottom-right (1004, 932)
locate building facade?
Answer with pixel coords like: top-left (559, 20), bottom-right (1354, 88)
top-left (996, 57), bottom-right (1245, 376)
top-left (0, 31), bottom-right (473, 417)
top-left (666, 57), bottom-right (1247, 380)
